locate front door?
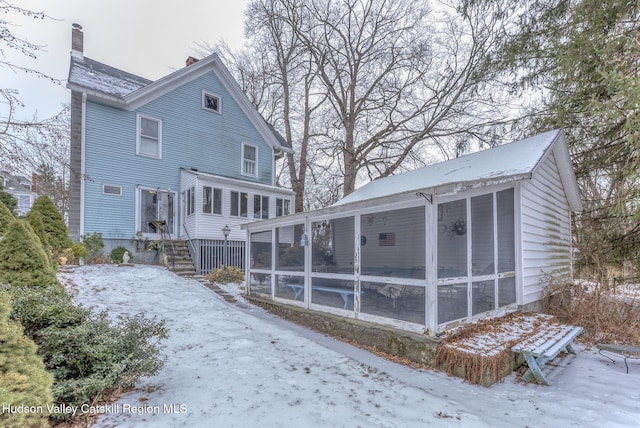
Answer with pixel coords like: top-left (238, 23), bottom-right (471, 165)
top-left (139, 188), bottom-right (176, 237)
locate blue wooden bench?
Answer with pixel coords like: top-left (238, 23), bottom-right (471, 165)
top-left (597, 344), bottom-right (640, 373)
top-left (313, 286), bottom-right (354, 309)
top-left (284, 283), bottom-right (354, 309)
top-left (511, 324), bottom-right (583, 386)
top-left (284, 283), bottom-right (304, 300)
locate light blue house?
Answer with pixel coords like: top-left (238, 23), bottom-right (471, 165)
top-left (67, 25), bottom-right (293, 272)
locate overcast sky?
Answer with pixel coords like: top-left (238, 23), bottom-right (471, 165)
top-left (2, 0), bottom-right (249, 121)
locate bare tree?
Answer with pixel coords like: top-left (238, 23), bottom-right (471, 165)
top-left (287, 0), bottom-right (514, 195)
top-left (0, 1), bottom-right (68, 212)
top-left (210, 0), bottom-right (516, 206)
top-left (205, 0), bottom-right (331, 212)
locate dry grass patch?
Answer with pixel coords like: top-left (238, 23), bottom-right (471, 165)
top-left (543, 280), bottom-right (640, 346)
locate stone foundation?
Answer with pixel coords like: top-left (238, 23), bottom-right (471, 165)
top-left (246, 295), bottom-right (440, 366)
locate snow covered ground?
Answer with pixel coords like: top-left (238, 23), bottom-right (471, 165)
top-left (57, 265), bottom-right (640, 428)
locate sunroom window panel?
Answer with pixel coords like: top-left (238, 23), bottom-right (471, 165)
top-left (213, 188), bottom-right (222, 214)
top-left (262, 196), bottom-right (269, 219)
top-left (203, 186), bottom-right (212, 214)
top-left (311, 278), bottom-right (354, 310)
top-left (360, 282), bottom-right (425, 324)
top-left (250, 273), bottom-right (271, 296)
top-left (312, 217), bottom-right (354, 273)
top-left (231, 191), bottom-right (248, 217)
top-left (276, 224), bottom-right (304, 271)
top-left (471, 194), bottom-right (494, 276)
top-left (240, 192), bottom-right (248, 217)
top-left (230, 191), bottom-right (239, 216)
top-left (497, 189), bottom-right (515, 273)
top-left (472, 280), bottom-right (495, 315)
top-left (437, 199), bottom-right (467, 279)
top-left (498, 277), bottom-right (516, 306)
top-left (438, 283), bottom-right (467, 323)
top-left (250, 231), bottom-right (272, 269)
top-left (360, 206), bottom-right (425, 279)
top-left (276, 274), bottom-right (304, 301)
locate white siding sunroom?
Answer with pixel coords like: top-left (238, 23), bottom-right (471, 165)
top-left (243, 129), bottom-right (582, 335)
top-left (181, 168), bottom-right (294, 273)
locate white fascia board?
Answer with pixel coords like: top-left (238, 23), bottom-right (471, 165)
top-left (552, 133), bottom-right (583, 212)
top-left (181, 168), bottom-right (294, 196)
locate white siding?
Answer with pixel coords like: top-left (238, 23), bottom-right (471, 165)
top-left (520, 151), bottom-right (572, 305)
top-left (180, 170), bottom-right (198, 239)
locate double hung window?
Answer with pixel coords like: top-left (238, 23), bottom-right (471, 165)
top-left (242, 144), bottom-right (257, 177)
top-left (203, 186), bottom-right (222, 215)
top-left (137, 115), bottom-right (161, 158)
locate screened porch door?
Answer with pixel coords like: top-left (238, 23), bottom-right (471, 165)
top-left (138, 188), bottom-right (176, 237)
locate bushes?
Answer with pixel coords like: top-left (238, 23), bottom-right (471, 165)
top-left (27, 195), bottom-right (72, 257)
top-left (39, 310), bottom-right (167, 414)
top-left (0, 210), bottom-right (167, 422)
top-left (543, 280), bottom-right (640, 345)
top-left (0, 292), bottom-right (53, 428)
top-left (205, 266), bottom-right (245, 284)
top-left (0, 220), bottom-right (58, 288)
top-left (110, 245), bottom-right (132, 264)
top-left (3, 282), bottom-right (167, 421)
top-left (81, 232), bottom-right (105, 263)
top-left (0, 199), bottom-right (14, 237)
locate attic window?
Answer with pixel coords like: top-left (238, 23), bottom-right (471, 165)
top-left (103, 184), bottom-right (122, 196)
top-left (202, 91), bottom-right (221, 113)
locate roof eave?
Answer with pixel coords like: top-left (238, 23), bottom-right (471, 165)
top-left (66, 83), bottom-right (126, 108)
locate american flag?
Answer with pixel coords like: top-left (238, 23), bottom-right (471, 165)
top-left (378, 232), bottom-right (396, 246)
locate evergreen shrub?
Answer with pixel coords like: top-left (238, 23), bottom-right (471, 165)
top-left (110, 246), bottom-right (132, 264)
top-left (5, 285), bottom-right (167, 421)
top-left (0, 220), bottom-right (58, 288)
top-left (27, 196), bottom-right (72, 256)
top-left (0, 199), bottom-right (14, 237)
top-left (81, 232), bottom-right (105, 263)
top-left (0, 292), bottom-right (53, 428)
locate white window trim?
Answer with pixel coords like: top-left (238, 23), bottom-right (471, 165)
top-left (276, 197), bottom-right (291, 217)
top-left (241, 142), bottom-right (258, 177)
top-left (136, 113), bottom-right (162, 159)
top-left (202, 90), bottom-right (222, 114)
top-left (186, 186), bottom-right (195, 216)
top-left (202, 186), bottom-right (223, 215)
top-left (102, 184), bottom-right (123, 196)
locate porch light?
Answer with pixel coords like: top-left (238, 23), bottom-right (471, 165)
top-left (222, 225), bottom-right (231, 270)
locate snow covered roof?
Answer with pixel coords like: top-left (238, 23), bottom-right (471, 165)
top-left (67, 53), bottom-right (291, 154)
top-left (68, 56), bottom-right (152, 98)
top-left (335, 129), bottom-right (582, 211)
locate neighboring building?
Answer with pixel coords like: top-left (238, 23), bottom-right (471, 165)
top-left (0, 171), bottom-right (38, 216)
top-left (67, 24), bottom-right (293, 272)
top-left (243, 129), bottom-right (582, 335)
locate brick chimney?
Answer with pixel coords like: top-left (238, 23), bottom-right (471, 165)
top-left (31, 173), bottom-right (38, 193)
top-left (186, 56), bottom-right (199, 67)
top-left (71, 23), bottom-right (83, 59)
